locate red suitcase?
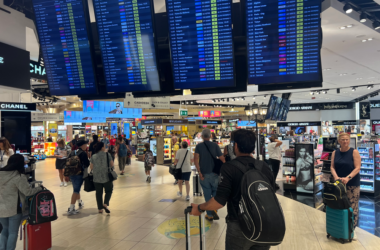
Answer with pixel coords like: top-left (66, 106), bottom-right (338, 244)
top-left (24, 222), bottom-right (52, 250)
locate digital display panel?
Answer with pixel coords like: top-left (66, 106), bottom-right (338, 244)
top-left (237, 121), bottom-right (257, 127)
top-left (33, 0), bottom-right (97, 96)
top-left (64, 111), bottom-right (106, 123)
top-left (166, 0), bottom-right (235, 89)
top-left (83, 101), bottom-right (142, 118)
top-left (281, 99), bottom-right (291, 121)
top-left (265, 96), bottom-right (277, 120)
top-left (246, 0), bottom-right (321, 86)
top-left (92, 0), bottom-right (160, 92)
top-left (123, 123), bottom-right (130, 139)
top-left (111, 123), bottom-right (118, 136)
top-left (271, 97), bottom-right (282, 120)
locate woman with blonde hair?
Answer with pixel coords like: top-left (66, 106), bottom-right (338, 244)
top-left (54, 139), bottom-right (71, 187)
top-left (0, 137), bottom-right (14, 168)
top-left (331, 133), bottom-right (361, 230)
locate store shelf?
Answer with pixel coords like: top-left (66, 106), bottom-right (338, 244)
top-left (283, 156), bottom-right (295, 158)
top-left (360, 173), bottom-right (374, 176)
top-left (361, 167), bottom-right (374, 170)
top-left (360, 188), bottom-right (374, 191)
top-left (361, 162), bottom-right (374, 164)
top-left (360, 180), bottom-right (374, 183)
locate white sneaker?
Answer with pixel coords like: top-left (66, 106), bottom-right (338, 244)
top-left (63, 182), bottom-right (68, 187)
top-left (60, 182), bottom-right (64, 187)
top-left (186, 195), bottom-right (190, 201)
top-left (78, 201), bottom-right (84, 209)
top-left (67, 208), bottom-right (79, 215)
top-left (177, 191), bottom-right (182, 197)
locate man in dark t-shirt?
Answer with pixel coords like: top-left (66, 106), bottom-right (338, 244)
top-left (190, 129), bottom-right (274, 250)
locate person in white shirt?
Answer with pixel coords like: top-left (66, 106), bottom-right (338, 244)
top-left (0, 137), bottom-right (14, 168)
top-left (268, 136), bottom-right (282, 190)
top-left (173, 141), bottom-right (194, 201)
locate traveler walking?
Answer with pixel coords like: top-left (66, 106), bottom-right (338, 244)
top-left (71, 135), bottom-right (79, 151)
top-left (55, 139), bottom-right (71, 187)
top-left (0, 137), bottom-right (14, 168)
top-left (67, 140), bottom-right (90, 215)
top-left (194, 129), bottom-right (225, 221)
top-left (174, 141), bottom-right (194, 201)
top-left (143, 143), bottom-right (155, 183)
top-left (172, 136), bottom-right (180, 185)
top-left (89, 134), bottom-right (99, 158)
top-left (224, 131), bottom-right (236, 162)
top-left (0, 154), bottom-right (42, 250)
top-left (90, 142), bottom-right (114, 214)
top-left (101, 136), bottom-right (110, 150)
top-left (268, 135), bottom-right (282, 189)
top-left (190, 129), bottom-right (284, 249)
top-left (331, 133), bottom-right (361, 228)
top-left (117, 137), bottom-right (128, 175)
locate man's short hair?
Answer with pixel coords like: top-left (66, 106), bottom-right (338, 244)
top-left (234, 129), bottom-right (256, 154)
top-left (202, 129), bottom-right (211, 139)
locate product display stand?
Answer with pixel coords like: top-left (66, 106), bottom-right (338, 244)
top-left (283, 148), bottom-right (296, 190)
top-left (137, 137), bottom-right (149, 161)
top-left (164, 137), bottom-right (172, 165)
top-left (358, 141), bottom-right (376, 193)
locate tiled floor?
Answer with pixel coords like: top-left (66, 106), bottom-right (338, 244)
top-left (9, 158), bottom-right (380, 249)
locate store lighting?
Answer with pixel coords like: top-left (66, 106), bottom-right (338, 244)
top-left (264, 95), bottom-right (267, 99)
top-left (202, 104), bottom-right (204, 106)
top-left (340, 26), bottom-right (346, 30)
top-left (362, 39), bottom-right (367, 42)
top-left (241, 97), bottom-right (245, 101)
top-left (310, 91), bottom-right (314, 95)
top-left (236, 97), bottom-right (240, 101)
top-left (373, 21), bottom-right (380, 30)
top-left (367, 85), bottom-right (373, 89)
top-left (212, 99), bottom-right (215, 103)
top-left (343, 4), bottom-right (353, 14)
top-left (352, 87), bottom-right (356, 91)
top-left (346, 24), bottom-right (353, 28)
top-left (322, 90), bottom-right (327, 94)
top-left (186, 102), bottom-right (189, 104)
top-left (360, 13), bottom-right (368, 23)
top-left (191, 101), bottom-right (193, 104)
top-left (368, 38), bottom-right (373, 41)
top-left (252, 96), bottom-right (255, 99)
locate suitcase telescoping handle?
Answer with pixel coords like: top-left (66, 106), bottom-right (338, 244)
top-left (184, 206), bottom-right (206, 250)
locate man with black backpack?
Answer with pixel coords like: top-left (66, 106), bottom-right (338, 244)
top-left (190, 129), bottom-right (286, 249)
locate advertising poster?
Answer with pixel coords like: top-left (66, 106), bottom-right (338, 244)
top-left (296, 144), bottom-right (314, 194)
top-left (64, 111), bottom-right (106, 123)
top-left (279, 126), bottom-right (290, 134)
top-left (83, 100), bottom-right (142, 118)
top-left (48, 123), bottom-right (58, 137)
top-left (111, 123), bottom-right (118, 137)
top-left (124, 123), bottom-right (130, 139)
top-left (150, 139), bottom-right (157, 156)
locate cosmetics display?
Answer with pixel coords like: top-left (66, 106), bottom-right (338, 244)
top-left (358, 200), bottom-right (376, 235)
top-left (357, 141), bottom-right (376, 193)
top-left (137, 137), bottom-right (150, 161)
top-left (164, 137), bottom-right (173, 164)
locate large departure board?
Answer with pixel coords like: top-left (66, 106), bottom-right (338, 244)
top-left (166, 0), bottom-right (235, 89)
top-left (93, 0), bottom-right (160, 93)
top-left (246, 0), bottom-right (321, 85)
top-left (33, 0), bottom-right (97, 96)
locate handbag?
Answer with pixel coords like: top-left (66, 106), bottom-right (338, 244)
top-left (169, 164), bottom-right (176, 175)
top-left (204, 142), bottom-right (223, 175)
top-left (84, 174), bottom-right (95, 192)
top-left (173, 150), bottom-right (188, 180)
top-left (106, 153), bottom-right (118, 181)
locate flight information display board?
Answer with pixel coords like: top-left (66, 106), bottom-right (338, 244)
top-left (246, 0), bottom-right (321, 86)
top-left (166, 0), bottom-right (235, 89)
top-left (33, 0), bottom-right (97, 96)
top-left (93, 0), bottom-right (160, 93)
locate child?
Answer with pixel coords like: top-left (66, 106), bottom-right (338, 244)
top-left (143, 143), bottom-right (155, 183)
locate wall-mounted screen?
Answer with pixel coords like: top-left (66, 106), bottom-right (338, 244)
top-left (265, 95), bottom-right (277, 120)
top-left (166, 125), bottom-right (174, 131)
top-left (271, 97), bottom-right (283, 120)
top-left (166, 0), bottom-right (235, 89)
top-left (83, 101), bottom-right (142, 118)
top-left (246, 0), bottom-right (322, 90)
top-left (123, 123), bottom-right (130, 139)
top-left (237, 121), bottom-right (257, 127)
top-left (292, 126), bottom-right (305, 134)
top-left (92, 0), bottom-right (160, 93)
top-left (281, 99), bottom-right (291, 121)
top-left (64, 111), bottom-right (106, 123)
top-left (33, 0), bottom-right (97, 96)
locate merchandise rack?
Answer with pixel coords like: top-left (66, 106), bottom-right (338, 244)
top-left (164, 137), bottom-right (172, 164)
top-left (137, 137), bottom-right (149, 161)
top-left (357, 142), bottom-right (375, 193)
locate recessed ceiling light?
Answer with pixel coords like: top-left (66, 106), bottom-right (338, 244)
top-left (347, 24), bottom-right (353, 28)
top-left (360, 13), bottom-right (368, 23)
top-left (356, 78), bottom-right (362, 80)
top-left (340, 26), bottom-right (346, 30)
top-left (368, 38), bottom-right (373, 41)
top-left (343, 4), bottom-right (353, 14)
top-left (362, 39), bottom-right (367, 42)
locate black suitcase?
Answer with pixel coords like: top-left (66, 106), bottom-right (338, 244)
top-left (184, 206), bottom-right (206, 250)
top-left (193, 173), bottom-right (203, 196)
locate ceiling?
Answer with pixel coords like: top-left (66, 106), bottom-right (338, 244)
top-left (171, 1), bottom-right (380, 106)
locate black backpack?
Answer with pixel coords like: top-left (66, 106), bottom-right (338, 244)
top-left (231, 158), bottom-right (286, 246)
top-left (323, 180), bottom-right (351, 210)
top-left (26, 188), bottom-right (58, 225)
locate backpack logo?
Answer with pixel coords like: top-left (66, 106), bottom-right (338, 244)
top-left (258, 183), bottom-right (268, 191)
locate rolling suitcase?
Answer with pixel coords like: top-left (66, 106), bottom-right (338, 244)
top-left (24, 221), bottom-right (52, 250)
top-left (184, 206), bottom-right (206, 250)
top-left (326, 206), bottom-right (354, 244)
top-left (193, 173), bottom-right (203, 196)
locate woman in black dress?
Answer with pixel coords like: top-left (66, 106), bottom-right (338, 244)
top-left (54, 139), bottom-right (71, 187)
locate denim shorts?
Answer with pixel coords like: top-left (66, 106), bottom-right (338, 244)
top-left (180, 172), bottom-right (191, 181)
top-left (70, 174), bottom-right (84, 194)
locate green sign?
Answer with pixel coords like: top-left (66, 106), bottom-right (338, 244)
top-left (179, 109), bottom-right (188, 116)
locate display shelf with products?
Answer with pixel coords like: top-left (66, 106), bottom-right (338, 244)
top-left (137, 138), bottom-right (149, 161)
top-left (376, 153), bottom-right (380, 181)
top-left (357, 142), bottom-right (376, 193)
top-left (164, 137), bottom-right (172, 164)
top-left (358, 200), bottom-right (376, 234)
top-left (44, 142), bottom-right (57, 157)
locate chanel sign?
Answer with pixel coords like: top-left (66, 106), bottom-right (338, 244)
top-left (0, 102), bottom-right (36, 112)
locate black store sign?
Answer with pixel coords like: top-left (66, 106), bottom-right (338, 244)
top-left (0, 102), bottom-right (36, 112)
top-left (141, 119), bottom-right (162, 125)
top-left (97, 126), bottom-right (103, 130)
top-left (163, 119), bottom-right (188, 124)
top-left (104, 126), bottom-right (109, 130)
top-left (359, 102), bottom-right (370, 120)
top-left (202, 120), bottom-right (222, 125)
top-left (73, 125), bottom-right (86, 130)
top-left (332, 120), bottom-right (357, 126)
top-left (289, 102), bottom-right (354, 111)
top-left (372, 120), bottom-right (380, 125)
top-left (277, 122), bottom-right (321, 126)
top-left (370, 101), bottom-right (380, 109)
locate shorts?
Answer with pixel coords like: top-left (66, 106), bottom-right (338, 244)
top-left (70, 174), bottom-right (84, 194)
top-left (145, 165), bottom-right (152, 171)
top-left (180, 172), bottom-right (191, 181)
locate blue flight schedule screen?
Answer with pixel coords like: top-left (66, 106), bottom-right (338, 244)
top-left (166, 0), bottom-right (235, 89)
top-left (247, 0), bottom-right (321, 85)
top-left (93, 0), bottom-right (160, 93)
top-left (33, 0), bottom-right (97, 96)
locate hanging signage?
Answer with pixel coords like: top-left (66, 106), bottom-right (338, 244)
top-left (73, 125), bottom-right (86, 130)
top-left (179, 109), bottom-right (188, 117)
top-left (31, 112), bottom-right (61, 121)
top-left (141, 119), bottom-right (163, 125)
top-left (30, 61), bottom-right (47, 80)
top-left (198, 110), bottom-right (221, 117)
top-left (370, 101), bottom-right (380, 109)
top-left (85, 125), bottom-right (91, 130)
top-left (0, 102), bottom-right (36, 112)
top-left (289, 102), bottom-right (354, 111)
top-left (202, 120), bottom-right (222, 125)
top-left (372, 120), bottom-right (380, 125)
top-left (277, 122), bottom-right (322, 126)
top-left (359, 102), bottom-right (370, 120)
top-left (162, 119), bottom-right (188, 124)
top-left (97, 126), bottom-right (103, 130)
top-left (124, 93), bottom-right (171, 109)
top-left (48, 123), bottom-right (58, 137)
top-left (332, 120), bottom-right (358, 126)
top-left (104, 126), bottom-right (109, 130)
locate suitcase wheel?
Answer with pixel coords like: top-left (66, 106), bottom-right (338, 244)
top-left (340, 239), bottom-right (345, 244)
top-left (326, 234), bottom-right (330, 239)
